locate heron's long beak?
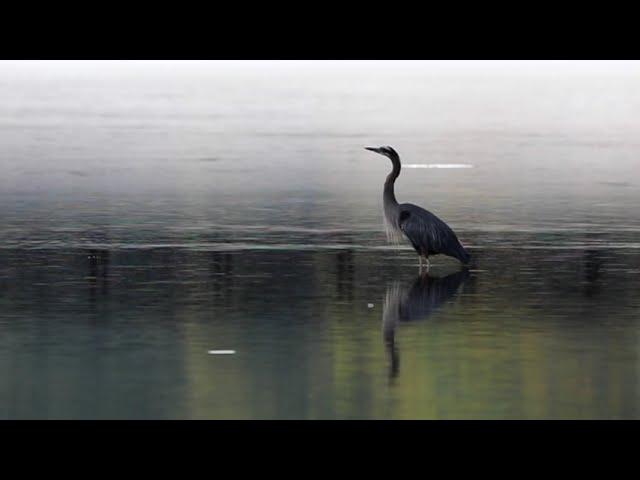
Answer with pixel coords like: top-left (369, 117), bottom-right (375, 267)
top-left (365, 146), bottom-right (382, 154)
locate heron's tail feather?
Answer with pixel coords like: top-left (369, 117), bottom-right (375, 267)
top-left (453, 243), bottom-right (471, 265)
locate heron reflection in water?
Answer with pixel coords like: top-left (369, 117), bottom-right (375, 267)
top-left (383, 269), bottom-right (470, 381)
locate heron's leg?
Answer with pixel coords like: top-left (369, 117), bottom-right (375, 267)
top-left (425, 256), bottom-right (430, 271)
top-left (419, 256), bottom-right (423, 272)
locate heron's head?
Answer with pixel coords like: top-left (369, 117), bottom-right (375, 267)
top-left (365, 145), bottom-right (399, 160)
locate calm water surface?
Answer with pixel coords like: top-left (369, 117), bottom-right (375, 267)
top-left (0, 61), bottom-right (639, 418)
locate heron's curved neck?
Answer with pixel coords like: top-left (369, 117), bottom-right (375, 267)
top-left (384, 154), bottom-right (401, 208)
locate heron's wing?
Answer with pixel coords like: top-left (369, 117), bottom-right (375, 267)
top-left (398, 203), bottom-right (466, 259)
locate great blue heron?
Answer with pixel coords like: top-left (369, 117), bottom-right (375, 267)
top-left (365, 146), bottom-right (470, 269)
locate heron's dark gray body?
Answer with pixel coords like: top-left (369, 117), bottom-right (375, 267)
top-left (366, 145), bottom-right (470, 265)
top-left (397, 203), bottom-right (470, 263)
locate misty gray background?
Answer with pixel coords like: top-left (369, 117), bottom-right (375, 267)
top-left (2, 60), bottom-right (640, 249)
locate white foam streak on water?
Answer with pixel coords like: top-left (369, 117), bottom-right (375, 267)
top-left (403, 164), bottom-right (474, 169)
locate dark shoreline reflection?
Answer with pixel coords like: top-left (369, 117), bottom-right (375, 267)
top-left (382, 269), bottom-right (470, 382)
top-left (87, 249), bottom-right (110, 303)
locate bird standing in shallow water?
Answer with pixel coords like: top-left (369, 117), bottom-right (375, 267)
top-left (365, 146), bottom-right (470, 270)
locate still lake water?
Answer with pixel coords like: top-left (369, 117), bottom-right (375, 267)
top-left (1, 61), bottom-right (639, 419)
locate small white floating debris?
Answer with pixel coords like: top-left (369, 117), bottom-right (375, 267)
top-left (404, 164), bottom-right (474, 169)
top-left (208, 350), bottom-right (236, 355)
top-left (367, 303), bottom-right (374, 308)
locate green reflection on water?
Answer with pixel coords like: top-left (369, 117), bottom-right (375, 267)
top-left (0, 247), bottom-right (638, 419)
